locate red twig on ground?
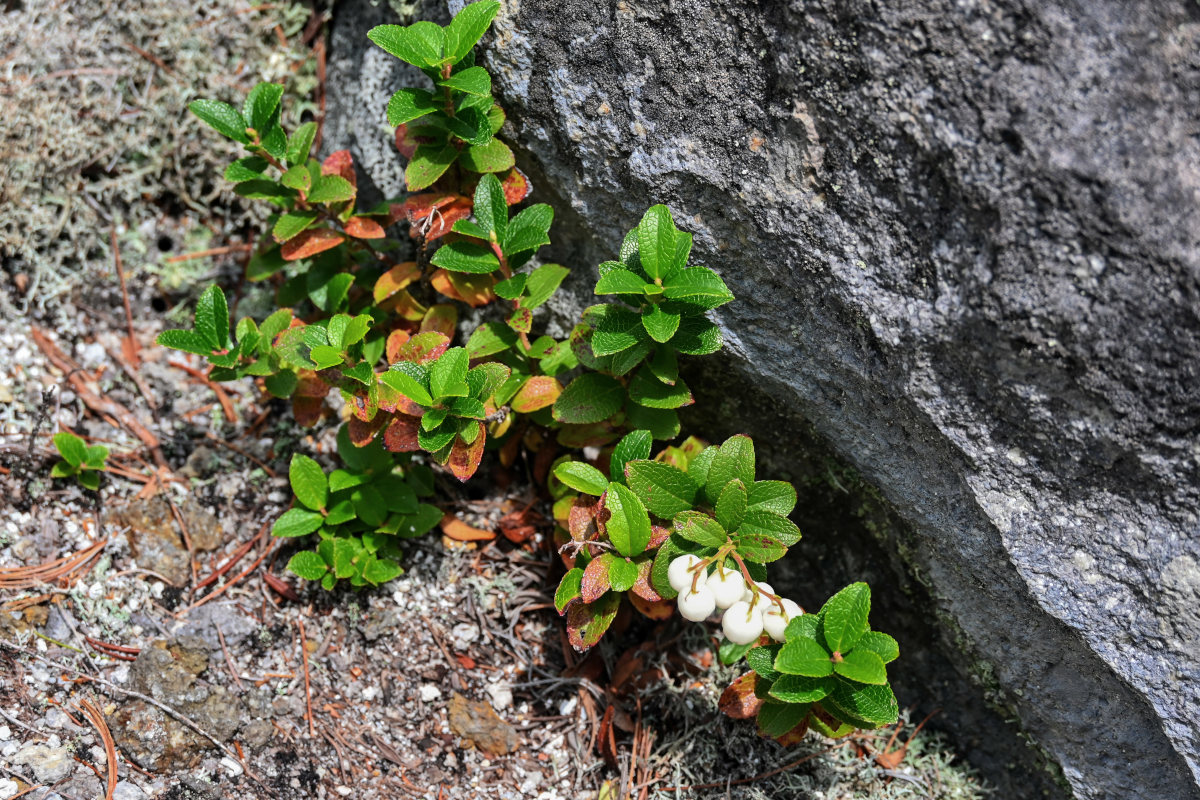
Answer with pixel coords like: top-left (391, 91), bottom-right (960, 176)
top-left (78, 699), bottom-right (118, 800)
top-left (164, 243), bottom-right (253, 263)
top-left (110, 228), bottom-right (140, 366)
top-left (298, 618), bottom-right (315, 737)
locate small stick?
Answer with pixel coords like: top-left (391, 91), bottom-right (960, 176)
top-left (78, 699), bottom-right (118, 800)
top-left (215, 623), bottom-right (245, 692)
top-left (297, 619), bottom-right (315, 737)
top-left (165, 497), bottom-right (199, 590)
top-left (164, 243), bottom-right (253, 264)
top-left (110, 229), bottom-right (139, 365)
top-left (180, 523), bottom-right (272, 613)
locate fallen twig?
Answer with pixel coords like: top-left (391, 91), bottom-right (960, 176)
top-left (0, 539), bottom-right (107, 590)
top-left (110, 229), bottom-right (140, 366)
top-left (297, 619), bottom-right (315, 737)
top-left (78, 699), bottom-right (118, 800)
top-left (164, 243), bottom-right (253, 263)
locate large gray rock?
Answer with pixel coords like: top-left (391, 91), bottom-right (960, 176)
top-left (325, 1), bottom-right (1200, 798)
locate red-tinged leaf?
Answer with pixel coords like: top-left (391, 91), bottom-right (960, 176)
top-left (294, 370), bottom-right (331, 398)
top-left (629, 592), bottom-right (674, 620)
top-left (440, 513), bottom-right (495, 541)
top-left (382, 414), bottom-right (421, 452)
top-left (630, 558), bottom-right (662, 602)
top-left (598, 705), bottom-right (619, 768)
top-left (510, 376), bottom-right (562, 413)
top-left (500, 167), bottom-right (531, 205)
top-left (385, 202), bottom-right (407, 227)
top-left (447, 423), bottom-right (487, 481)
top-left (394, 331), bottom-right (450, 364)
top-left (647, 524), bottom-right (671, 550)
top-left (394, 123), bottom-right (425, 160)
top-left (420, 198), bottom-right (472, 240)
top-left (719, 673), bottom-right (764, 720)
top-left (566, 592), bottom-right (620, 651)
top-left (321, 149), bottom-right (356, 187)
top-left (581, 553), bottom-right (614, 603)
top-left (344, 216), bottom-right (386, 239)
top-left (282, 228), bottom-right (345, 260)
top-left (568, 495), bottom-right (600, 542)
top-left (395, 396), bottom-right (426, 417)
top-left (374, 262), bottom-right (422, 304)
top-left (431, 269), bottom-right (496, 307)
top-left (292, 395), bottom-right (325, 427)
top-left (507, 306), bottom-right (533, 333)
top-left (774, 717), bottom-right (811, 747)
top-left (262, 571), bottom-right (301, 602)
top-left (383, 289), bottom-right (427, 322)
top-left (385, 329), bottom-right (412, 363)
top-left (348, 392), bottom-right (374, 421)
top-left (347, 412), bottom-right (387, 446)
top-left (420, 304), bottom-right (458, 338)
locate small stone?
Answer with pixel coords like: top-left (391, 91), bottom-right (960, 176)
top-left (13, 742), bottom-right (73, 783)
top-left (419, 684), bottom-right (441, 702)
top-left (447, 692), bottom-right (519, 756)
top-left (112, 781), bottom-right (147, 800)
top-left (486, 681), bottom-right (513, 711)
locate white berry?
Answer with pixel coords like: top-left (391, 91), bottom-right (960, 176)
top-left (705, 567), bottom-right (746, 609)
top-left (668, 554), bottom-right (707, 593)
top-left (677, 585), bottom-right (717, 621)
top-left (763, 598), bottom-right (803, 642)
top-left (722, 600), bottom-right (765, 645)
top-left (743, 582), bottom-right (775, 610)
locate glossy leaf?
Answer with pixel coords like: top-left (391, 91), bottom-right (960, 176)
top-left (604, 481), bottom-right (652, 557)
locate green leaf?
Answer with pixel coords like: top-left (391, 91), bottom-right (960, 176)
top-left (625, 403), bottom-right (680, 441)
top-left (687, 446), bottom-right (717, 486)
top-left (629, 368), bottom-right (692, 409)
top-left (493, 274), bottom-right (526, 300)
top-left (272, 508), bottom-right (325, 538)
top-left (636, 205), bottom-right (680, 281)
top-left (429, 347), bottom-right (470, 398)
top-left (553, 373), bottom-right (624, 424)
top-left (308, 175), bottom-right (355, 204)
top-left (609, 430), bottom-right (652, 484)
top-left (431, 240), bottom-right (500, 274)
top-left (466, 321), bottom-right (518, 358)
top-left (719, 639), bottom-right (756, 666)
top-left (715, 479), bottom-right (748, 531)
top-left (824, 680), bottom-right (899, 728)
top-left (555, 567), bottom-right (584, 613)
top-left (363, 556), bottom-right (403, 585)
top-left (458, 138), bottom-right (514, 173)
top-left (444, 0), bottom-right (500, 63)
top-left (746, 643), bottom-right (782, 682)
top-left (672, 314), bottom-right (723, 355)
top-left (747, 481), bottom-right (797, 516)
top-left (77, 470), bottom-right (100, 490)
top-left (406, 143), bottom-right (458, 191)
top-left (590, 305), bottom-right (645, 356)
top-left (194, 285), bottom-right (230, 351)
top-left (624, 460), bottom-right (698, 518)
top-left (504, 204), bottom-right (553, 255)
top-left (673, 511), bottom-right (727, 547)
top-left (756, 701), bottom-right (811, 739)
top-left (446, 106), bottom-right (492, 146)
top-left (273, 211), bottom-right (319, 242)
top-left (641, 304), bottom-right (681, 343)
top-left (290, 454), bottom-right (328, 511)
top-left (392, 504), bottom-right (444, 538)
top-left (440, 65), bottom-right (491, 95)
top-left (287, 551), bottom-right (329, 581)
top-left (260, 124), bottom-right (287, 160)
top-left (332, 538), bottom-right (361, 578)
top-left (243, 82), bottom-right (284, 133)
top-left (188, 99), bottom-right (248, 143)
top-left (732, 531), bottom-right (787, 563)
top-left (51, 461), bottom-right (77, 479)
top-left (854, 631), bottom-right (899, 664)
top-left (604, 482), bottom-right (652, 557)
top-left (52, 432), bottom-right (86, 467)
top-left (381, 363), bottom-right (434, 406)
top-left (821, 583), bottom-right (872, 654)
top-left (523, 263), bottom-right (569, 308)
top-left (287, 122), bottom-right (317, 166)
top-left (833, 650), bottom-right (888, 685)
top-left (768, 674), bottom-right (831, 704)
top-left (473, 173), bottom-right (507, 242)
top-left (775, 636), bottom-right (833, 678)
top-left (646, 347), bottom-right (678, 386)
top-left (224, 156), bottom-right (269, 183)
top-left (553, 461), bottom-right (609, 496)
top-left (706, 435), bottom-right (755, 503)
top-left (594, 267), bottom-right (648, 295)
top-left (650, 538), bottom-right (683, 599)
top-left (83, 445), bottom-right (108, 469)
top-left (387, 88), bottom-right (438, 126)
top-left (738, 510), bottom-right (801, 547)
top-left (367, 21), bottom-right (445, 69)
top-left (662, 267), bottom-right (734, 307)
top-left (608, 558), bottom-right (640, 592)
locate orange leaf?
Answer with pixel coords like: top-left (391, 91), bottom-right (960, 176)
top-left (431, 269), bottom-right (496, 307)
top-left (381, 289), bottom-right (427, 322)
top-left (501, 167), bottom-right (531, 205)
top-left (447, 424), bottom-right (487, 481)
top-left (440, 513), bottom-right (496, 541)
top-left (347, 413), bottom-right (387, 446)
top-left (403, 193), bottom-right (472, 241)
top-left (510, 376), bottom-right (562, 413)
top-left (382, 415), bottom-right (421, 452)
top-left (374, 261), bottom-right (422, 303)
top-left (291, 396), bottom-right (325, 427)
top-left (294, 370), bottom-right (331, 398)
top-left (719, 673), bottom-right (763, 720)
top-left (395, 331), bottom-right (451, 364)
top-left (394, 123), bottom-right (419, 160)
top-left (420, 304), bottom-right (458, 339)
top-left (385, 329), bottom-right (412, 363)
top-left (344, 216), bottom-right (386, 239)
top-left (630, 559), bottom-right (662, 603)
top-left (281, 228), bottom-right (345, 260)
top-left (629, 592), bottom-right (674, 620)
top-left (321, 150), bottom-right (356, 186)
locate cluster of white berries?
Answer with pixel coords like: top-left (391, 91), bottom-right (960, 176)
top-left (668, 555), bottom-right (802, 644)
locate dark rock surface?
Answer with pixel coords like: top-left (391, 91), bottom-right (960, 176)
top-left (324, 1), bottom-right (1200, 798)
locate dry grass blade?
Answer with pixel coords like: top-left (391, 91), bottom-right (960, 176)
top-left (0, 538), bottom-right (107, 590)
top-left (78, 699), bottom-right (118, 800)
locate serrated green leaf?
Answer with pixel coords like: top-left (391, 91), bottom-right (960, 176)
top-left (367, 21), bottom-right (444, 69)
top-left (287, 122), bottom-right (317, 167)
top-left (381, 363), bottom-right (433, 406)
top-left (854, 631), bottom-right (899, 664)
top-left (272, 508), bottom-right (324, 538)
top-left (53, 432), bottom-right (86, 467)
top-left (641, 304), bottom-right (681, 343)
top-left (737, 510), bottom-right (801, 548)
top-left (775, 636), bottom-right (833, 677)
top-left (224, 156), bottom-right (269, 183)
top-left (288, 551), bottom-right (329, 581)
top-left (504, 204), bottom-right (553, 256)
top-left (553, 373), bottom-right (624, 424)
top-left (188, 99), bottom-right (248, 143)
top-left (194, 285), bottom-right (230, 351)
top-left (706, 435), bottom-right (755, 503)
top-left (363, 556), bottom-right (403, 585)
top-left (821, 583), bottom-right (871, 654)
top-left (594, 267), bottom-right (648, 295)
top-left (259, 124), bottom-right (286, 159)
top-left (83, 445), bottom-right (109, 469)
top-left (243, 82), bottom-right (284, 133)
top-left (523, 263), bottom-right (569, 308)
top-left (625, 403), bottom-right (679, 441)
top-left (732, 531), bottom-right (787, 563)
top-left (406, 143), bottom-right (458, 191)
top-left (290, 454), bottom-right (328, 511)
top-left (768, 674), bottom-right (832, 704)
top-left (608, 558), bottom-right (640, 592)
top-left (430, 240), bottom-right (500, 274)
top-left (76, 470), bottom-right (99, 490)
top-left (719, 639), bottom-right (756, 666)
top-left (429, 347), bottom-right (469, 398)
top-left (440, 65), bottom-right (491, 95)
top-left (444, 0), bottom-right (499, 63)
top-left (590, 305), bottom-right (645, 357)
top-left (662, 266), bottom-right (734, 307)
top-left (624, 460), bottom-right (698, 518)
top-left (629, 367), bottom-right (692, 409)
top-left (674, 511), bottom-right (727, 547)
top-left (458, 138), bottom-right (513, 173)
top-left (609, 430), bottom-right (652, 484)
top-left (308, 175), bottom-right (355, 204)
top-left (473, 173), bottom-right (507, 242)
top-left (604, 481), bottom-right (652, 557)
top-left (747, 481), bottom-right (797, 516)
top-left (553, 461), bottom-right (609, 496)
top-left (824, 680), bottom-right (899, 728)
top-left (636, 205), bottom-right (678, 281)
top-left (387, 88), bottom-right (438, 126)
top-left (493, 273), bottom-right (526, 300)
top-left (273, 211), bottom-right (319, 243)
top-left (756, 701), bottom-right (811, 739)
top-left (446, 106), bottom-right (492, 146)
top-left (715, 478), bottom-right (748, 531)
top-left (555, 567), bottom-right (584, 613)
top-left (833, 649), bottom-right (888, 685)
top-left (466, 321), bottom-right (518, 358)
top-left (672, 314), bottom-right (723, 355)
top-left (747, 643), bottom-right (783, 682)
top-left (687, 446), bottom-right (717, 486)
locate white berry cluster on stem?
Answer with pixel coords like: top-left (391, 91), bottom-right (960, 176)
top-left (668, 555), bottom-right (803, 644)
